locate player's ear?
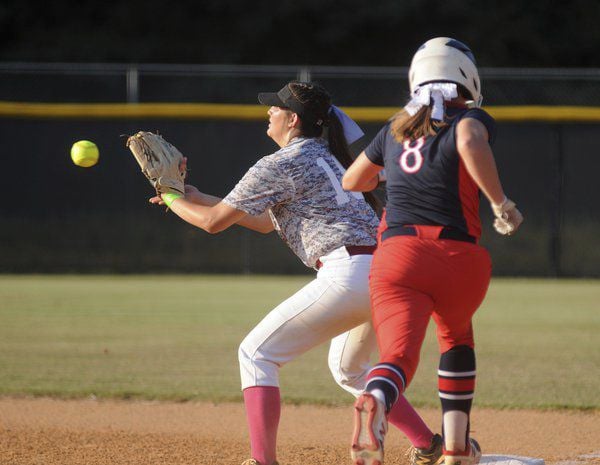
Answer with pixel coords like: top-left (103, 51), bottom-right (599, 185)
top-left (289, 112), bottom-right (300, 128)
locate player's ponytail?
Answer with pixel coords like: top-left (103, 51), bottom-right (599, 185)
top-left (326, 111), bottom-right (381, 215)
top-left (390, 105), bottom-right (445, 142)
top-left (390, 84), bottom-right (472, 143)
top-left (288, 81), bottom-right (381, 215)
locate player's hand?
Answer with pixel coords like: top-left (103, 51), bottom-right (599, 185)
top-left (492, 197), bottom-right (524, 235)
top-left (149, 195), bottom-right (165, 206)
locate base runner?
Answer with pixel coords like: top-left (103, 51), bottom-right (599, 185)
top-left (343, 37), bottom-right (523, 465)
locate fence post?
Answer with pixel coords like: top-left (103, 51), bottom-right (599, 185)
top-left (551, 124), bottom-right (565, 276)
top-left (126, 66), bottom-right (139, 103)
top-left (297, 67), bottom-right (311, 82)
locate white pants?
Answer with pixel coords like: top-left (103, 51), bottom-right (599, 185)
top-left (238, 246), bottom-right (377, 397)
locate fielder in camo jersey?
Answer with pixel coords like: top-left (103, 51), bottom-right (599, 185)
top-left (151, 81), bottom-right (440, 465)
top-left (223, 136), bottom-right (376, 268)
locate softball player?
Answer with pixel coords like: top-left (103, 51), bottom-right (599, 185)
top-left (151, 81), bottom-right (443, 465)
top-left (342, 38), bottom-right (523, 465)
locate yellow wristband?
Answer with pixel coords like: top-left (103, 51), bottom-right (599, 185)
top-left (162, 192), bottom-right (183, 208)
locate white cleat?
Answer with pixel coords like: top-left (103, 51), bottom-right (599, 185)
top-left (444, 438), bottom-right (482, 465)
top-left (351, 393), bottom-right (388, 465)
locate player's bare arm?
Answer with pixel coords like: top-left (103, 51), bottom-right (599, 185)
top-left (183, 186), bottom-right (274, 233)
top-left (456, 117), bottom-right (505, 205)
top-left (457, 117), bottom-right (524, 235)
top-left (163, 197), bottom-right (247, 234)
top-left (150, 186), bottom-right (274, 234)
top-left (342, 151), bottom-right (382, 192)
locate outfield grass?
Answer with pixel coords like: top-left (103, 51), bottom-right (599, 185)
top-left (0, 275), bottom-right (598, 410)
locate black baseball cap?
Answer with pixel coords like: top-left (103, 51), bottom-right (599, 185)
top-left (258, 84), bottom-right (306, 116)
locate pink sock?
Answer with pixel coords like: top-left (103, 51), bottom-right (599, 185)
top-left (243, 386), bottom-right (281, 465)
top-left (388, 394), bottom-right (433, 449)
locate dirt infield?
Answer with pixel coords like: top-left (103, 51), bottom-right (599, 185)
top-left (0, 398), bottom-right (598, 465)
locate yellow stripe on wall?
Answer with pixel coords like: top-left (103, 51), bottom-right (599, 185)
top-left (0, 102), bottom-right (267, 120)
top-left (487, 106), bottom-right (600, 122)
top-left (1, 101), bottom-right (600, 122)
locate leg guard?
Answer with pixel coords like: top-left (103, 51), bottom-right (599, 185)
top-left (438, 345), bottom-right (476, 453)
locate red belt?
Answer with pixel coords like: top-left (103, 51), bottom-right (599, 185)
top-left (316, 245), bottom-right (377, 269)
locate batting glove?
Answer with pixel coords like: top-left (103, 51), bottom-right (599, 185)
top-left (491, 197), bottom-right (524, 235)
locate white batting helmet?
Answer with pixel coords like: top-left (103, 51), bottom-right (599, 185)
top-left (408, 37), bottom-right (482, 106)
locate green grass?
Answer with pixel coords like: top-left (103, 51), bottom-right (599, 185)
top-left (0, 275), bottom-right (598, 410)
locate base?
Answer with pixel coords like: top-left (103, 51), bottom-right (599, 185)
top-left (481, 455), bottom-right (545, 465)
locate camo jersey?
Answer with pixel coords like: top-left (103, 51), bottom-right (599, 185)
top-left (222, 137), bottom-right (379, 268)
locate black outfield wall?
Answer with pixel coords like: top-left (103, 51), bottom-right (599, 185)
top-left (1, 117), bottom-right (598, 277)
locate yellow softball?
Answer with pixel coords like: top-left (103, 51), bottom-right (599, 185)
top-left (71, 140), bottom-right (99, 167)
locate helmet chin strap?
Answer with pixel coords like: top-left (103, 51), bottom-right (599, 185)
top-left (404, 83), bottom-right (459, 120)
top-left (466, 95), bottom-right (484, 108)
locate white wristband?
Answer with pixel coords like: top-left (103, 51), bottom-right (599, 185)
top-left (491, 196), bottom-right (510, 218)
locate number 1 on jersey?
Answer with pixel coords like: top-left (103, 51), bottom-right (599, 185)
top-left (317, 157), bottom-right (362, 205)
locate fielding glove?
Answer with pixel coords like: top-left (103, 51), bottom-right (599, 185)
top-left (126, 131), bottom-right (186, 195)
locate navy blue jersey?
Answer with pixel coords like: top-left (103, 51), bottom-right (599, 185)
top-left (365, 107), bottom-right (496, 239)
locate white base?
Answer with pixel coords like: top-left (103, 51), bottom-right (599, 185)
top-left (480, 455), bottom-right (545, 465)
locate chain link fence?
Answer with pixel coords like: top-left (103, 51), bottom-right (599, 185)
top-left (2, 63), bottom-right (600, 105)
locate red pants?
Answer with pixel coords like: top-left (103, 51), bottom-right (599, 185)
top-left (369, 231), bottom-right (491, 387)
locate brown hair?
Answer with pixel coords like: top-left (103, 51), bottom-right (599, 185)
top-left (288, 81), bottom-right (381, 215)
top-left (390, 84), bottom-right (471, 143)
top-left (390, 106), bottom-right (448, 143)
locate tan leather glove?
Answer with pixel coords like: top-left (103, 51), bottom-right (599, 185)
top-left (126, 131), bottom-right (185, 195)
